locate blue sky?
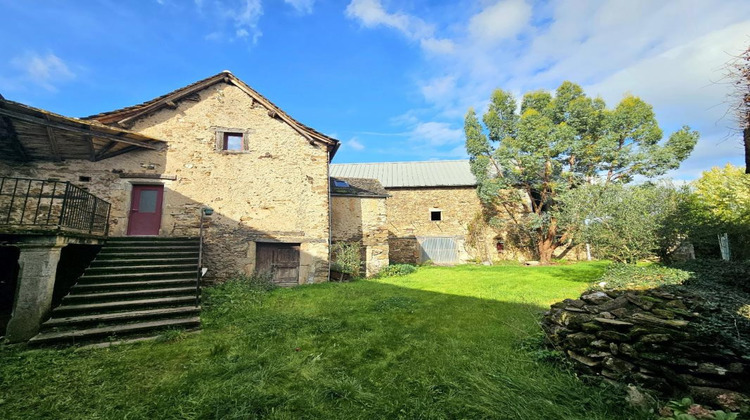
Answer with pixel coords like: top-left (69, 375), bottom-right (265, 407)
top-left (1, 0), bottom-right (749, 180)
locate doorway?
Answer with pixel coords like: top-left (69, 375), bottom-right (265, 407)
top-left (127, 185), bottom-right (164, 236)
top-left (256, 243), bottom-right (300, 286)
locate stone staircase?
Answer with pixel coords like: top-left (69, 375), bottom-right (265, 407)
top-left (29, 237), bottom-right (202, 347)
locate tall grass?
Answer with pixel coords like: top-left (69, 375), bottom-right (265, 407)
top-left (0, 262), bottom-right (649, 419)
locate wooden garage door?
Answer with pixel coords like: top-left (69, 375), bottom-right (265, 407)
top-left (256, 243), bottom-right (300, 287)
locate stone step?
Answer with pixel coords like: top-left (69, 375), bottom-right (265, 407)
top-left (63, 287), bottom-right (195, 303)
top-left (29, 316), bottom-right (201, 346)
top-left (42, 306), bottom-right (201, 329)
top-left (102, 240), bottom-right (200, 248)
top-left (84, 264), bottom-right (198, 275)
top-left (106, 236), bottom-right (198, 243)
top-left (73, 278), bottom-right (196, 292)
top-left (99, 246), bottom-right (199, 254)
top-left (51, 296), bottom-right (198, 315)
top-left (79, 271), bottom-right (199, 282)
top-left (89, 258), bottom-right (197, 267)
top-left (93, 251), bottom-right (199, 260)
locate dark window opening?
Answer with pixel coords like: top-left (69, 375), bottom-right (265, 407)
top-left (78, 176), bottom-right (91, 182)
top-left (223, 132), bottom-right (244, 151)
top-left (496, 240), bottom-right (505, 253)
top-left (430, 210), bottom-right (442, 221)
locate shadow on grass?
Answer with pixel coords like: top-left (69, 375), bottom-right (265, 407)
top-left (0, 273), bottom-right (648, 420)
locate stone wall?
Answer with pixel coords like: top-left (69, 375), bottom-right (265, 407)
top-left (0, 82), bottom-right (332, 283)
top-left (331, 196), bottom-right (388, 276)
top-left (385, 186), bottom-right (499, 264)
top-left (543, 289), bottom-right (750, 410)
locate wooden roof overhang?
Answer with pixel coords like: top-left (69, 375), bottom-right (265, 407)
top-left (0, 97), bottom-right (166, 163)
top-left (85, 71), bottom-right (341, 160)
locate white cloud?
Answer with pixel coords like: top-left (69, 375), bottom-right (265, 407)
top-left (232, 0), bottom-right (263, 43)
top-left (198, 0), bottom-right (263, 44)
top-left (468, 0), bottom-right (531, 44)
top-left (345, 0), bottom-right (453, 55)
top-left (410, 122), bottom-right (463, 147)
top-left (420, 38), bottom-right (455, 55)
top-left (345, 0), bottom-right (432, 39)
top-left (9, 52), bottom-right (75, 92)
top-left (420, 75), bottom-right (457, 104)
top-left (348, 137), bottom-right (365, 150)
top-left (284, 0), bottom-right (314, 14)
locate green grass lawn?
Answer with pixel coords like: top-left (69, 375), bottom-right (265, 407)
top-left (0, 262), bottom-right (651, 419)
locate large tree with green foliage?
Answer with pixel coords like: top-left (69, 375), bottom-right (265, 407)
top-left (465, 81), bottom-right (699, 263)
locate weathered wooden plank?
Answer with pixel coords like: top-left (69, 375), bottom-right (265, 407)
top-left (0, 106), bottom-right (163, 150)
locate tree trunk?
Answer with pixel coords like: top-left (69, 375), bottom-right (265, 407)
top-left (538, 240), bottom-right (555, 264)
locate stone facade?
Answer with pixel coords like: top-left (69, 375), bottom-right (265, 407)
top-left (0, 81), bottom-right (333, 283)
top-left (331, 196), bottom-right (388, 276)
top-left (385, 186), bottom-right (500, 264)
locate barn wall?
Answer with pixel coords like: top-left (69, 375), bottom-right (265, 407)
top-left (385, 186), bottom-right (502, 264)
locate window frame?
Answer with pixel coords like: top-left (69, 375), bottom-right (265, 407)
top-left (214, 128), bottom-right (251, 153)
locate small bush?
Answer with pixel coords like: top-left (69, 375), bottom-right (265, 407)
top-left (331, 242), bottom-right (362, 280)
top-left (594, 263), bottom-right (691, 290)
top-left (379, 264), bottom-right (417, 277)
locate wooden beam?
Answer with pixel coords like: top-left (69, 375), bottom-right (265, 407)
top-left (86, 135), bottom-right (96, 161)
top-left (165, 100), bottom-right (178, 109)
top-left (97, 145), bottom-right (141, 160)
top-left (44, 117), bottom-right (63, 161)
top-left (95, 140), bottom-right (118, 160)
top-left (0, 106), bottom-right (163, 150)
top-left (0, 115), bottom-right (29, 161)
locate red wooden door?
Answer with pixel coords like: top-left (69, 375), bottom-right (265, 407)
top-left (127, 185), bottom-right (164, 236)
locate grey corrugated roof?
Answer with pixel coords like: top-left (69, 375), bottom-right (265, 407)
top-left (330, 160), bottom-right (477, 188)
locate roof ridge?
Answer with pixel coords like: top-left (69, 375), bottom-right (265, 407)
top-left (82, 71), bottom-right (340, 158)
top-left (331, 159), bottom-right (469, 166)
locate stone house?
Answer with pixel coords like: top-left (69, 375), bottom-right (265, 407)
top-left (0, 71), bottom-right (344, 343)
top-left (330, 160), bottom-right (505, 265)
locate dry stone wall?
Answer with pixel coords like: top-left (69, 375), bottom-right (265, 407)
top-left (543, 289), bottom-right (750, 410)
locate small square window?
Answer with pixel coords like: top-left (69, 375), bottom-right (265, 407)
top-left (223, 132), bottom-right (244, 151)
top-left (333, 180), bottom-right (350, 188)
top-left (430, 210), bottom-right (442, 221)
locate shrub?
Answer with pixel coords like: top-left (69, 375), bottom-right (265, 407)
top-left (379, 264), bottom-right (417, 277)
top-left (594, 263), bottom-right (691, 290)
top-left (330, 242), bottom-right (361, 280)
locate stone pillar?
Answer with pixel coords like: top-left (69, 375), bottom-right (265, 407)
top-left (5, 243), bottom-right (63, 343)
